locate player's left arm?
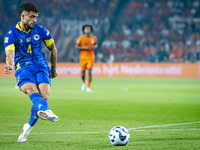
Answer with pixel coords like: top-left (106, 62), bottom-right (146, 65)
top-left (47, 43), bottom-right (58, 79)
top-left (93, 44), bottom-right (98, 49)
top-left (90, 36), bottom-right (98, 49)
top-left (90, 44), bottom-right (98, 49)
top-left (40, 26), bottom-right (58, 78)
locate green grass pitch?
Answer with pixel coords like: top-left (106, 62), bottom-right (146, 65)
top-left (0, 77), bottom-right (200, 150)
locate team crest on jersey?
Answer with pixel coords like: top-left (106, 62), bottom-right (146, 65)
top-left (34, 34), bottom-right (40, 41)
top-left (26, 37), bottom-right (31, 42)
top-left (91, 38), bottom-right (95, 44)
top-left (4, 37), bottom-right (8, 43)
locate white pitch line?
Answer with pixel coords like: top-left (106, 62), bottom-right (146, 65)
top-left (128, 121), bottom-right (200, 130)
top-left (0, 132), bottom-right (101, 136)
top-left (132, 128), bottom-right (200, 132)
top-left (1, 128), bottom-right (200, 136)
top-left (0, 121), bottom-right (200, 136)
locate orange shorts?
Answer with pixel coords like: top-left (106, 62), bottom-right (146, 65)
top-left (80, 59), bottom-right (94, 71)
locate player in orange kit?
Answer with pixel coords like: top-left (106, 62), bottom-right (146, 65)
top-left (76, 25), bottom-right (98, 92)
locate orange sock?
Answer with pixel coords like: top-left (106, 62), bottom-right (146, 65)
top-left (87, 82), bottom-right (91, 88)
top-left (82, 79), bottom-right (85, 83)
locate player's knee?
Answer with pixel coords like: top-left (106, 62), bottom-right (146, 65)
top-left (81, 71), bottom-right (85, 75)
top-left (40, 91), bottom-right (49, 101)
top-left (22, 87), bottom-right (38, 97)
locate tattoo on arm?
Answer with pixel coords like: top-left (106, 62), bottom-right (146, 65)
top-left (48, 43), bottom-right (55, 51)
top-left (48, 43), bottom-right (57, 73)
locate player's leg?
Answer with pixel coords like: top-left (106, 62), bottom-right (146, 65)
top-left (26, 83), bottom-right (49, 129)
top-left (16, 69), bottom-right (50, 111)
top-left (37, 83), bottom-right (58, 122)
top-left (81, 70), bottom-right (86, 84)
top-left (38, 83), bottom-right (50, 101)
top-left (15, 69), bottom-right (39, 142)
top-left (21, 83), bottom-right (49, 111)
top-left (18, 83), bottom-right (50, 143)
top-left (28, 105), bottom-right (38, 127)
top-left (86, 69), bottom-right (92, 92)
top-left (80, 59), bottom-right (87, 91)
top-left (26, 84), bottom-right (50, 129)
top-left (36, 71), bottom-right (58, 122)
top-left (86, 60), bottom-right (93, 92)
top-left (16, 69), bottom-right (54, 143)
top-left (25, 83), bottom-right (51, 128)
top-left (81, 70), bottom-right (86, 91)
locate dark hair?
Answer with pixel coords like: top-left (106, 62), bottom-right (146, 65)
top-left (82, 24), bottom-right (93, 33)
top-left (19, 3), bottom-right (38, 16)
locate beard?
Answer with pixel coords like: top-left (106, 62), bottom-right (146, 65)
top-left (24, 22), bottom-right (34, 30)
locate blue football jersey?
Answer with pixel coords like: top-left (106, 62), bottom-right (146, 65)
top-left (4, 22), bottom-right (54, 70)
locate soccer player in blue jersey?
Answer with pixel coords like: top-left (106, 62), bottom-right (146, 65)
top-left (4, 3), bottom-right (59, 143)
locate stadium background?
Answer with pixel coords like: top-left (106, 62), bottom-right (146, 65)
top-left (0, 0), bottom-right (200, 78)
top-left (0, 1), bottom-right (200, 149)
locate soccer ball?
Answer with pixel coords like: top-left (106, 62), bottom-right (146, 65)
top-left (109, 126), bottom-right (130, 146)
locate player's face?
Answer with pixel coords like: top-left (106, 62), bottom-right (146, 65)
top-left (22, 11), bottom-right (38, 29)
top-left (84, 26), bottom-right (91, 34)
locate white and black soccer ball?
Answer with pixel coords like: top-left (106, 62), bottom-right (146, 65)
top-left (109, 126), bottom-right (130, 146)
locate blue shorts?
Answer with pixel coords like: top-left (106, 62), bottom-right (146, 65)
top-left (15, 64), bottom-right (51, 88)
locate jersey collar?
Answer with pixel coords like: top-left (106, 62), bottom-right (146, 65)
top-left (16, 22), bottom-right (31, 33)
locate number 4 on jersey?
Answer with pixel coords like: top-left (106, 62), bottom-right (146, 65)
top-left (27, 44), bottom-right (32, 53)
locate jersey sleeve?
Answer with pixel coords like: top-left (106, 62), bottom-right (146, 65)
top-left (4, 30), bottom-right (15, 51)
top-left (40, 26), bottom-right (54, 47)
top-left (76, 36), bottom-right (82, 46)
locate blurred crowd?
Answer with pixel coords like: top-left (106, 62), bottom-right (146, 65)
top-left (1, 0), bottom-right (200, 63)
top-left (101, 0), bottom-right (200, 63)
top-left (0, 0), bottom-right (118, 62)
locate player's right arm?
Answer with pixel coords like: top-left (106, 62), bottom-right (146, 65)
top-left (4, 31), bottom-right (15, 74)
top-left (75, 37), bottom-right (92, 51)
top-left (5, 50), bottom-right (15, 74)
